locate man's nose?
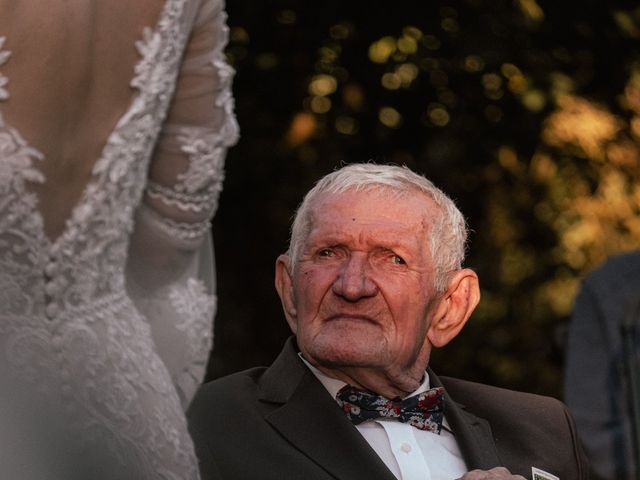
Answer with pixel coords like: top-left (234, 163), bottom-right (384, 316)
top-left (332, 253), bottom-right (378, 301)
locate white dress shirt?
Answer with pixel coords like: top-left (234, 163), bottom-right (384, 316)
top-left (300, 356), bottom-right (468, 480)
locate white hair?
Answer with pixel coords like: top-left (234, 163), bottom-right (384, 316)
top-left (287, 163), bottom-right (469, 292)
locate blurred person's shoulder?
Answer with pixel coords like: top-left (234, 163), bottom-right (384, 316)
top-left (586, 250), bottom-right (640, 283)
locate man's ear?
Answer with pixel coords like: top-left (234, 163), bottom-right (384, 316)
top-left (427, 269), bottom-right (480, 348)
top-left (275, 254), bottom-right (298, 333)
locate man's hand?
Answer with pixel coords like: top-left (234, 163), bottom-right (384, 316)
top-left (458, 467), bottom-right (527, 479)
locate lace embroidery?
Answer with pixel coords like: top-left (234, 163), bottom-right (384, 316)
top-left (146, 125), bottom-right (231, 214)
top-left (169, 278), bottom-right (215, 346)
top-left (143, 9), bottom-right (239, 218)
top-left (169, 278), bottom-right (215, 407)
top-left (0, 119), bottom-right (45, 184)
top-left (0, 39), bottom-right (45, 197)
top-left (177, 129), bottom-right (226, 193)
top-left (0, 0), bottom-right (237, 477)
top-left (211, 13), bottom-right (240, 146)
top-left (143, 204), bottom-right (212, 243)
top-left (0, 37), bottom-right (9, 101)
top-left (146, 179), bottom-right (218, 213)
top-left (0, 116), bottom-right (45, 304)
top-left (133, 28), bottom-right (164, 92)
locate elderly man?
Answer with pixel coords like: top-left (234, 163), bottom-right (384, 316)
top-left (188, 164), bottom-right (588, 480)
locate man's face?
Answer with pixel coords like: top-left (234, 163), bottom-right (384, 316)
top-left (281, 188), bottom-right (442, 378)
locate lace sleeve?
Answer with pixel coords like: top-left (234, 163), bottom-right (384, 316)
top-left (126, 0), bottom-right (238, 410)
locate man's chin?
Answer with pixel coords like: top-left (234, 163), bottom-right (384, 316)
top-left (302, 331), bottom-right (387, 369)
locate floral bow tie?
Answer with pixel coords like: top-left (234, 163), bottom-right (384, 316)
top-left (336, 385), bottom-right (445, 434)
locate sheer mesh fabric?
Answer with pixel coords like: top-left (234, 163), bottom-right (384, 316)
top-left (0, 0), bottom-right (237, 478)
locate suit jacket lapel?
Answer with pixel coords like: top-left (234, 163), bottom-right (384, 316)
top-left (259, 338), bottom-right (397, 480)
top-left (430, 369), bottom-right (502, 471)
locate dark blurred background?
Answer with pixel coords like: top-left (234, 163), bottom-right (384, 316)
top-left (207, 0), bottom-right (640, 398)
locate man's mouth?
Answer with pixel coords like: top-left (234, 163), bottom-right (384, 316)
top-left (326, 313), bottom-right (376, 324)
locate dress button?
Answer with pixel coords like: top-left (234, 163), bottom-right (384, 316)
top-left (44, 261), bottom-right (58, 277)
top-left (45, 302), bottom-right (60, 319)
top-left (44, 280), bottom-right (59, 297)
top-left (400, 442), bottom-right (412, 453)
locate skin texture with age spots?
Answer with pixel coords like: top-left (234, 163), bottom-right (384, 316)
top-left (275, 187), bottom-right (480, 399)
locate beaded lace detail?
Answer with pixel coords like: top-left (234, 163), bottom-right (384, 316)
top-left (0, 1), bottom-right (237, 478)
top-left (141, 203), bottom-right (213, 246)
top-left (148, 129), bottom-right (227, 213)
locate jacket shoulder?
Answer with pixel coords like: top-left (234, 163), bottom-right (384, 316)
top-left (188, 366), bottom-right (276, 442)
top-left (440, 375), bottom-right (572, 431)
top-left (441, 376), bottom-right (565, 411)
top-left (440, 376), bottom-right (588, 478)
top-left (440, 376), bottom-right (578, 451)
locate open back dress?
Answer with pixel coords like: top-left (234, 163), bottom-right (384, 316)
top-left (0, 0), bottom-right (238, 477)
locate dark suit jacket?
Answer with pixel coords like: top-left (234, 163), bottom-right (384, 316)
top-left (188, 337), bottom-right (589, 479)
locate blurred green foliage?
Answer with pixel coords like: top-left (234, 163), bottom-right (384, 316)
top-left (209, 0), bottom-right (640, 397)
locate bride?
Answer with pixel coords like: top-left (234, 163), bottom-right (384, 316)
top-left (0, 0), bottom-right (238, 477)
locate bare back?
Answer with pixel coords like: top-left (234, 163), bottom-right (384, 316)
top-left (0, 0), bottom-right (162, 239)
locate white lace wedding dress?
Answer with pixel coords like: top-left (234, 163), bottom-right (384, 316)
top-left (0, 0), bottom-right (238, 478)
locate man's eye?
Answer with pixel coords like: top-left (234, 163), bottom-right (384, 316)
top-left (318, 249), bottom-right (334, 257)
top-left (391, 255), bottom-right (406, 265)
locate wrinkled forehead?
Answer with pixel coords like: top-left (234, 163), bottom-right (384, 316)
top-left (306, 187), bottom-right (439, 234)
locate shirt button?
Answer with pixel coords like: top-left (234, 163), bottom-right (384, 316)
top-left (400, 442), bottom-right (412, 453)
